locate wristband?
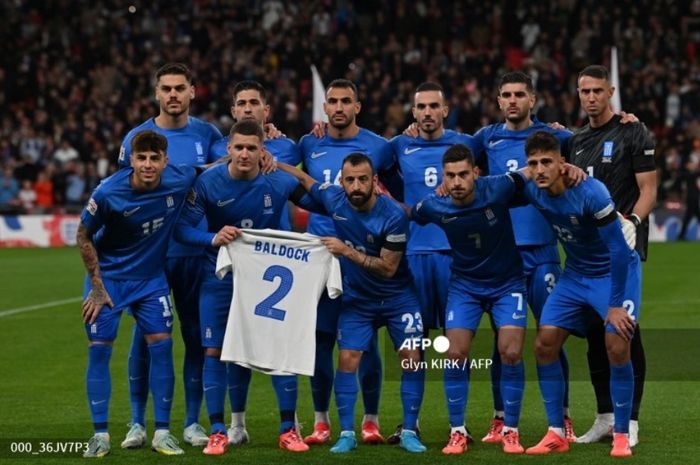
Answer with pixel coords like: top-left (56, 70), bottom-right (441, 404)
top-left (628, 213), bottom-right (642, 227)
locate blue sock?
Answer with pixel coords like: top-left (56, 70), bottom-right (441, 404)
top-left (334, 371), bottom-right (358, 432)
top-left (490, 343), bottom-right (504, 412)
top-left (560, 347), bottom-right (570, 409)
top-left (227, 363), bottom-right (252, 413)
top-left (181, 323), bottom-right (204, 427)
top-left (610, 361), bottom-right (634, 434)
top-left (443, 363), bottom-right (469, 427)
top-left (148, 338), bottom-right (174, 430)
top-left (272, 375), bottom-right (298, 433)
top-left (87, 344), bottom-right (112, 433)
top-left (203, 355), bottom-right (227, 434)
top-left (401, 369), bottom-right (424, 430)
top-left (128, 326), bottom-right (149, 427)
top-left (537, 360), bottom-right (564, 428)
top-left (500, 361), bottom-right (525, 428)
top-left (359, 334), bottom-right (382, 415)
top-left (310, 331), bottom-right (335, 412)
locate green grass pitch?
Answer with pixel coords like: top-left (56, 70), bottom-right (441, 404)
top-left (0, 243), bottom-right (699, 464)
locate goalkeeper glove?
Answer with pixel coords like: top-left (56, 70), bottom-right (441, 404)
top-left (618, 212), bottom-right (637, 249)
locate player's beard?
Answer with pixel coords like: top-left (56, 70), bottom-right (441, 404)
top-left (505, 110), bottom-right (528, 125)
top-left (163, 100), bottom-right (189, 117)
top-left (420, 118), bottom-right (439, 134)
top-left (330, 113), bottom-right (354, 131)
top-left (348, 189), bottom-right (372, 208)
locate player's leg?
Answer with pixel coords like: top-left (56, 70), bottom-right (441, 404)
top-left (484, 315), bottom-right (504, 443)
top-left (199, 279), bottom-right (232, 455)
top-left (166, 256), bottom-right (207, 446)
top-left (305, 293), bottom-right (339, 445)
top-left (226, 363), bottom-right (251, 445)
top-left (329, 303), bottom-right (372, 453)
top-left (387, 296), bottom-right (426, 453)
top-left (126, 326), bottom-right (149, 437)
top-left (273, 375), bottom-right (308, 452)
top-left (135, 280), bottom-right (183, 456)
top-left (358, 333), bottom-right (383, 443)
top-left (83, 277), bottom-right (122, 458)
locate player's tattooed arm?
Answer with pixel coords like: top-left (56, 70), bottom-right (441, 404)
top-left (76, 222), bottom-right (114, 324)
top-left (321, 237), bottom-right (402, 278)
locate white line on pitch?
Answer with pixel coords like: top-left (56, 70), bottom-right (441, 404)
top-left (0, 296), bottom-right (82, 318)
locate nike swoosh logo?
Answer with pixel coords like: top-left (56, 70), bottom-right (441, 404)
top-left (404, 147), bottom-right (421, 155)
top-left (123, 206), bottom-right (141, 217)
top-left (310, 151), bottom-right (327, 159)
top-left (162, 397), bottom-right (172, 403)
top-left (332, 213), bottom-right (348, 221)
top-left (575, 149), bottom-right (584, 155)
top-left (203, 385), bottom-right (217, 392)
top-left (615, 402), bottom-right (629, 408)
top-left (129, 376), bottom-right (142, 381)
top-left (166, 320), bottom-right (173, 327)
top-left (284, 387), bottom-right (297, 392)
top-left (512, 313), bottom-right (527, 320)
top-left (441, 216), bottom-right (459, 223)
top-left (447, 397), bottom-right (463, 403)
top-left (91, 399), bottom-right (107, 406)
top-left (488, 140), bottom-right (505, 148)
top-left (217, 198), bottom-right (236, 207)
top-left (190, 378), bottom-right (201, 383)
top-left (505, 400), bottom-right (519, 406)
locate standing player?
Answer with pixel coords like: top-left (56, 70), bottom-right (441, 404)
top-left (210, 80), bottom-right (301, 444)
top-left (278, 154), bottom-right (427, 454)
top-left (472, 72), bottom-right (575, 442)
top-left (521, 132), bottom-right (640, 458)
top-left (569, 65), bottom-right (656, 447)
top-left (77, 131), bottom-right (196, 457)
top-left (388, 81), bottom-right (478, 443)
top-left (299, 79), bottom-right (395, 444)
top-left (175, 120), bottom-right (319, 455)
top-left (410, 144), bottom-right (529, 455)
top-left (118, 63), bottom-right (222, 448)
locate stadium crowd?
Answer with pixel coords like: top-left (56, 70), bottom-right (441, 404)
top-left (1, 0), bottom-right (699, 214)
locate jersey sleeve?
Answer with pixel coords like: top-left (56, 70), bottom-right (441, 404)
top-left (486, 173), bottom-right (519, 204)
top-left (281, 139), bottom-right (302, 166)
top-left (325, 255), bottom-right (343, 299)
top-left (80, 185), bottom-right (108, 233)
top-left (629, 123), bottom-right (656, 173)
top-left (207, 126), bottom-right (225, 163)
top-left (309, 182), bottom-right (344, 214)
top-left (584, 180), bottom-right (616, 224)
top-left (175, 178), bottom-right (216, 246)
top-left (215, 244), bottom-right (234, 279)
top-left (374, 139), bottom-right (395, 174)
top-left (410, 196), bottom-right (437, 226)
top-left (117, 131), bottom-right (136, 168)
top-left (471, 127), bottom-right (488, 157)
top-left (383, 209), bottom-right (409, 252)
top-left (458, 133), bottom-right (481, 163)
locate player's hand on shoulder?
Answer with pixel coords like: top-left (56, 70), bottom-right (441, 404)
top-left (212, 225), bottom-right (242, 246)
top-left (311, 122), bottom-right (328, 138)
top-left (82, 282), bottom-right (114, 324)
top-left (259, 149), bottom-right (277, 174)
top-left (605, 306), bottom-right (636, 341)
top-left (547, 121), bottom-right (567, 130)
top-left (619, 111), bottom-right (639, 124)
top-left (435, 181), bottom-right (449, 197)
top-left (320, 236), bottom-right (349, 257)
top-left (617, 212), bottom-right (637, 249)
top-left (264, 123), bottom-right (285, 139)
top-left (560, 163), bottom-right (587, 186)
top-left (403, 122), bottom-right (419, 138)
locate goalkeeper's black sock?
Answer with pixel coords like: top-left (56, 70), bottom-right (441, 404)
top-left (586, 320), bottom-right (613, 413)
top-left (630, 325), bottom-right (646, 421)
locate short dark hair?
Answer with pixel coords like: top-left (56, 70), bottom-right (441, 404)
top-left (232, 80), bottom-right (267, 103)
top-left (525, 131), bottom-right (561, 156)
top-left (579, 65), bottom-right (610, 82)
top-left (442, 144), bottom-right (475, 166)
top-left (415, 81), bottom-right (444, 94)
top-left (327, 79), bottom-right (359, 100)
top-left (155, 63), bottom-right (193, 84)
top-left (229, 119), bottom-right (264, 140)
top-left (342, 152), bottom-right (374, 174)
top-left (131, 130), bottom-right (168, 154)
top-left (498, 71), bottom-right (534, 93)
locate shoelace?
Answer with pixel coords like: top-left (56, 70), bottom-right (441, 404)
top-left (503, 431), bottom-right (517, 445)
top-left (564, 419), bottom-right (574, 438)
top-left (284, 429), bottom-right (304, 444)
top-left (487, 420), bottom-right (502, 434)
top-left (210, 433), bottom-right (227, 447)
top-left (447, 432), bottom-right (465, 446)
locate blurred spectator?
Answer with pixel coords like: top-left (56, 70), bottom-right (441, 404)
top-left (679, 155), bottom-right (700, 239)
top-left (53, 139), bottom-right (80, 166)
top-left (64, 162), bottom-right (86, 207)
top-left (34, 170), bottom-right (54, 211)
top-left (0, 167), bottom-right (20, 212)
top-left (17, 179), bottom-right (36, 212)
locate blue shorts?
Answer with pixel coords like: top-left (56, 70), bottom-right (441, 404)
top-left (166, 255), bottom-right (203, 328)
top-left (338, 292), bottom-right (423, 351)
top-left (539, 255), bottom-right (642, 337)
top-left (520, 245), bottom-right (561, 320)
top-left (407, 252), bottom-right (452, 329)
top-left (316, 290), bottom-right (342, 334)
top-left (445, 276), bottom-right (528, 332)
top-left (199, 275), bottom-right (232, 348)
top-left (83, 274), bottom-right (173, 341)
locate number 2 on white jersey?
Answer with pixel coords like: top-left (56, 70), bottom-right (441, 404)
top-left (254, 265), bottom-right (293, 321)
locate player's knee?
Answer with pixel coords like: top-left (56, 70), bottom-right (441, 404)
top-left (338, 350), bottom-right (362, 372)
top-left (533, 336), bottom-right (558, 362)
top-left (605, 340), bottom-right (630, 365)
top-left (88, 340), bottom-right (113, 347)
top-left (445, 348), bottom-right (468, 363)
top-left (499, 347), bottom-right (522, 365)
top-left (205, 347), bottom-right (222, 358)
top-left (398, 348), bottom-right (421, 366)
top-left (144, 332), bottom-right (171, 344)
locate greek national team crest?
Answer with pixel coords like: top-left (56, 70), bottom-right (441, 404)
top-left (166, 196), bottom-right (174, 208)
top-left (195, 142), bottom-right (203, 155)
top-left (366, 234), bottom-right (374, 244)
top-left (602, 141), bottom-right (614, 163)
top-left (570, 215), bottom-right (579, 225)
top-left (264, 193), bottom-right (272, 208)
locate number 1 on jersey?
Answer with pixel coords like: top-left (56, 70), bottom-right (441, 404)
top-left (254, 265), bottom-right (293, 321)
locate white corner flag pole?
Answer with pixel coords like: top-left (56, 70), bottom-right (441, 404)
top-left (311, 65), bottom-right (328, 125)
top-left (611, 46), bottom-right (622, 114)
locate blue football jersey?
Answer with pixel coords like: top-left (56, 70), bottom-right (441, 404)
top-left (212, 136), bottom-right (302, 231)
top-left (473, 120), bottom-right (572, 246)
top-left (522, 177), bottom-right (630, 277)
top-left (118, 116), bottom-right (223, 258)
top-left (80, 165), bottom-right (196, 280)
top-left (309, 183), bottom-right (412, 302)
top-left (175, 164), bottom-right (311, 269)
top-left (300, 128), bottom-right (394, 236)
top-left (390, 130), bottom-right (479, 253)
top-left (411, 174), bottom-right (523, 285)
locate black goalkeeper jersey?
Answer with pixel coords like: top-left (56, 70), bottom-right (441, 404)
top-left (569, 114), bottom-right (656, 260)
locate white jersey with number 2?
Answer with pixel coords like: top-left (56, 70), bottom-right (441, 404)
top-left (217, 228), bottom-right (342, 376)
